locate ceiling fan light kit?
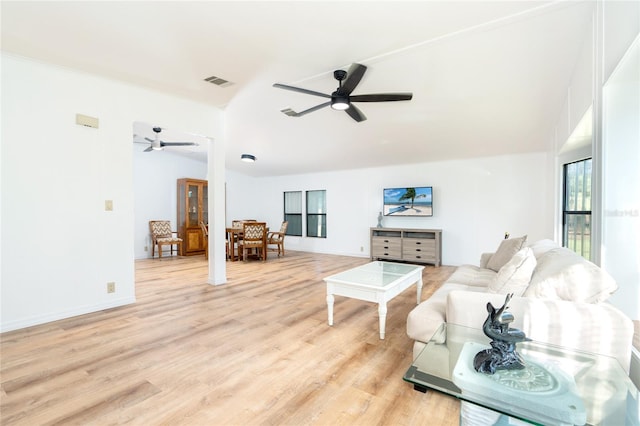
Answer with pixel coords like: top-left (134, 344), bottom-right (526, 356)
top-left (330, 94), bottom-right (350, 110)
top-left (273, 63), bottom-right (412, 122)
top-left (241, 154), bottom-right (256, 162)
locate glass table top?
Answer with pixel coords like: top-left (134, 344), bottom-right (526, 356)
top-left (324, 261), bottom-right (424, 289)
top-left (403, 323), bottom-right (639, 426)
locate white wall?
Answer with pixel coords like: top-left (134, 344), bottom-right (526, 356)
top-left (226, 152), bottom-right (553, 266)
top-left (133, 147), bottom-right (207, 259)
top-left (1, 54), bottom-right (224, 332)
top-left (550, 1), bottom-right (639, 318)
top-left (602, 36), bottom-right (640, 320)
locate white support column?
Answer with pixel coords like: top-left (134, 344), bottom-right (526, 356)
top-left (208, 132), bottom-right (227, 285)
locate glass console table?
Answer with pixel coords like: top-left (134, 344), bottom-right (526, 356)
top-left (403, 323), bottom-right (639, 425)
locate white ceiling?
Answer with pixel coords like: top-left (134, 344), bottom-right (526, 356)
top-left (1, 1), bottom-right (594, 177)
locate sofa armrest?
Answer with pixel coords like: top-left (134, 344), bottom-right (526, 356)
top-left (446, 290), bottom-right (634, 373)
top-left (479, 252), bottom-right (494, 269)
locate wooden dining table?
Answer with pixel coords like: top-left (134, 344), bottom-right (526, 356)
top-left (226, 226), bottom-right (269, 262)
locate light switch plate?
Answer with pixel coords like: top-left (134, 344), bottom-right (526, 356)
top-left (105, 200), bottom-right (113, 211)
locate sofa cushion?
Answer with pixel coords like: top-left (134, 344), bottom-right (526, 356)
top-left (407, 283), bottom-right (486, 343)
top-left (446, 290), bottom-right (634, 372)
top-left (486, 235), bottom-right (527, 272)
top-left (446, 264), bottom-right (496, 287)
top-left (524, 247), bottom-right (618, 303)
top-left (488, 247), bottom-right (536, 296)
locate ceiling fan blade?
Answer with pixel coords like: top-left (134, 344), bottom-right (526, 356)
top-left (345, 104), bottom-right (367, 122)
top-left (160, 142), bottom-right (197, 147)
top-left (273, 83), bottom-right (331, 99)
top-left (337, 63), bottom-right (367, 96)
top-left (143, 146), bottom-right (154, 152)
top-left (350, 93), bottom-right (413, 102)
top-left (296, 102), bottom-right (331, 116)
top-left (280, 102), bottom-right (331, 117)
top-left (144, 137), bottom-right (154, 143)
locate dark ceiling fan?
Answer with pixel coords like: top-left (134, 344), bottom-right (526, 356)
top-left (273, 63), bottom-right (412, 122)
top-left (134, 127), bottom-right (198, 152)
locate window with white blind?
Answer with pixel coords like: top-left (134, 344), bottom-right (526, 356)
top-left (284, 191), bottom-right (302, 236)
top-left (306, 190), bottom-right (326, 238)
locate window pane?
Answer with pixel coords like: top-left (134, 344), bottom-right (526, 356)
top-left (306, 190), bottom-right (326, 213)
top-left (284, 191), bottom-right (302, 213)
top-left (564, 159), bottom-right (592, 212)
top-left (284, 214), bottom-right (302, 236)
top-left (307, 214), bottom-right (326, 238)
top-left (564, 213), bottom-right (591, 259)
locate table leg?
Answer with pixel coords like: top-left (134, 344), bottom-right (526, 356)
top-left (227, 231), bottom-right (236, 261)
top-left (326, 294), bottom-right (334, 326)
top-left (378, 302), bottom-right (387, 339)
top-left (263, 233), bottom-right (267, 261)
top-left (416, 274), bottom-right (423, 304)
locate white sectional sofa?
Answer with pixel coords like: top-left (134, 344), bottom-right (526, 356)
top-left (406, 237), bottom-right (634, 372)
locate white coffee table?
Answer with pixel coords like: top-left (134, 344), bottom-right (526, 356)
top-left (324, 261), bottom-right (425, 339)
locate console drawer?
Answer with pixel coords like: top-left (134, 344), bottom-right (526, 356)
top-left (372, 237), bottom-right (401, 258)
top-left (403, 238), bottom-right (435, 261)
top-left (403, 238), bottom-right (435, 250)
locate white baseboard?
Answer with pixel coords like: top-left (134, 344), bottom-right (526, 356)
top-left (0, 296), bottom-right (136, 333)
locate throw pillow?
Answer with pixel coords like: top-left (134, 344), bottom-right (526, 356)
top-left (527, 239), bottom-right (559, 259)
top-left (488, 247), bottom-right (537, 296)
top-left (486, 235), bottom-right (527, 272)
top-left (523, 247), bottom-right (618, 303)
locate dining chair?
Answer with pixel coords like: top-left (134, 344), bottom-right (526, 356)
top-left (230, 220), bottom-right (245, 258)
top-left (199, 221), bottom-right (209, 259)
top-left (238, 222), bottom-right (267, 262)
top-left (149, 220), bottom-right (182, 258)
top-left (267, 221), bottom-right (288, 257)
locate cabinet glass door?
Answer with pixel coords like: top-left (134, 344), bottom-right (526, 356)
top-left (188, 184), bottom-right (199, 227)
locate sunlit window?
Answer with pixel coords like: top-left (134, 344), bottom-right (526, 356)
top-left (563, 158), bottom-right (592, 259)
top-left (306, 190), bottom-right (326, 238)
top-left (284, 191), bottom-right (302, 236)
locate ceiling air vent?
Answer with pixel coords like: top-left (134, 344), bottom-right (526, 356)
top-left (204, 75), bottom-right (234, 88)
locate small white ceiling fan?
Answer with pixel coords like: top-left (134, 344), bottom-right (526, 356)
top-left (134, 127), bottom-right (198, 152)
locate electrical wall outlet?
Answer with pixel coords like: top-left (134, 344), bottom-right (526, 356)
top-left (107, 282), bottom-right (115, 293)
top-left (75, 113), bottom-right (99, 128)
top-left (360, 246), bottom-right (364, 252)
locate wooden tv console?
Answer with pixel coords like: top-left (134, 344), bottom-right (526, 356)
top-left (370, 227), bottom-right (442, 266)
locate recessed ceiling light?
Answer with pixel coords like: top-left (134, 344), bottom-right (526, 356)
top-left (241, 154), bottom-right (256, 162)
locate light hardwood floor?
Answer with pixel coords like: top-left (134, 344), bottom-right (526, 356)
top-left (1, 252), bottom-right (461, 425)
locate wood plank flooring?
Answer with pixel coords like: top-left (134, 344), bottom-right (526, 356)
top-left (1, 252), bottom-right (460, 425)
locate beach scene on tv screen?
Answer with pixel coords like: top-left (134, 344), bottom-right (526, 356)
top-left (383, 187), bottom-right (433, 216)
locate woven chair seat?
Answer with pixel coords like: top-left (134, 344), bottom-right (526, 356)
top-left (157, 237), bottom-right (182, 243)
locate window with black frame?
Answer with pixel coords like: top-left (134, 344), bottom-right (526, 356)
top-left (306, 190), bottom-right (326, 238)
top-left (284, 191), bottom-right (302, 236)
top-left (563, 158), bottom-right (592, 260)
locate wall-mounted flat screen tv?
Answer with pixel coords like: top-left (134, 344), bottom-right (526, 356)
top-left (383, 186), bottom-right (433, 217)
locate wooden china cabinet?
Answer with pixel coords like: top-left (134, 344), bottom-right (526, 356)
top-left (177, 178), bottom-right (208, 255)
